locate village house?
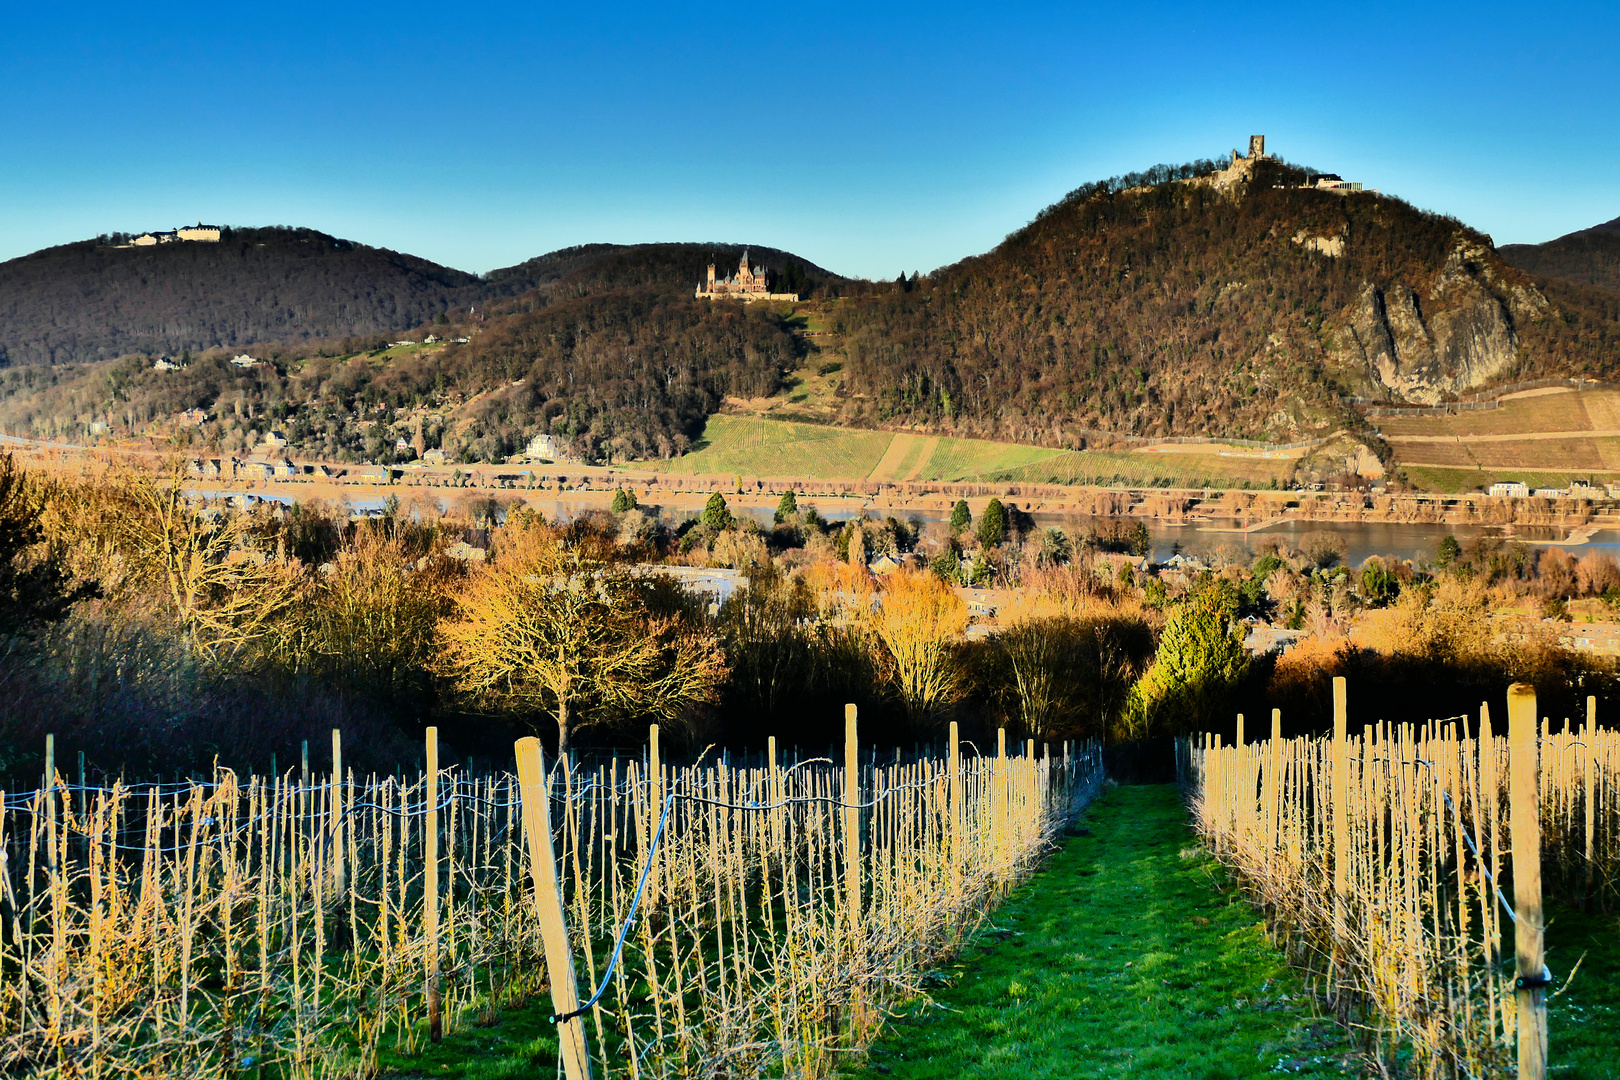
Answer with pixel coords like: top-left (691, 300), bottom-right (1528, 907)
top-left (1489, 481), bottom-right (1529, 498)
top-left (525, 433), bottom-right (561, 461)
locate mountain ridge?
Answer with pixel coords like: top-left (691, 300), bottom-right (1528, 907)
top-left (1500, 216), bottom-right (1620, 295)
top-left (0, 231), bottom-right (843, 366)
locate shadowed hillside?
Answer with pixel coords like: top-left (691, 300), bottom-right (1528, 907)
top-left (1501, 216), bottom-right (1620, 294)
top-left (0, 227), bottom-right (499, 366)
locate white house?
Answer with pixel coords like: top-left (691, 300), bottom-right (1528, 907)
top-left (231, 354), bottom-right (260, 368)
top-left (1489, 481), bottom-right (1529, 498)
top-left (526, 433), bottom-right (560, 461)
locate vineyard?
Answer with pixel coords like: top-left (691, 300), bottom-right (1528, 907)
top-left (0, 715), bottom-right (1099, 1079)
top-left (1182, 679), bottom-right (1619, 1079)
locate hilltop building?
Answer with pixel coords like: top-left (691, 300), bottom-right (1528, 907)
top-left (132, 222), bottom-right (223, 246)
top-left (1195, 136), bottom-right (1371, 197)
top-left (696, 250), bottom-right (799, 302)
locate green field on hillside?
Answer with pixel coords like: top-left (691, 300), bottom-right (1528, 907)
top-left (636, 415), bottom-right (1296, 487)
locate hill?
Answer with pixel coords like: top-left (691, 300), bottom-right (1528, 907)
top-left (813, 153), bottom-right (1620, 453)
top-left (5, 159), bottom-right (1620, 488)
top-left (0, 227), bottom-right (501, 365)
top-left (0, 240), bottom-right (841, 463)
top-left (1500, 216), bottom-right (1620, 294)
top-left (0, 231), bottom-right (845, 369)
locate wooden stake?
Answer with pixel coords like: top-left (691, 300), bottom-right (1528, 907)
top-left (515, 737), bottom-right (592, 1080)
top-left (1508, 683), bottom-right (1547, 1080)
top-left (425, 726), bottom-right (441, 1042)
top-left (331, 729), bottom-right (345, 893)
top-left (1331, 677), bottom-right (1349, 921)
top-left (843, 705), bottom-right (861, 941)
top-left (648, 724), bottom-right (662, 910)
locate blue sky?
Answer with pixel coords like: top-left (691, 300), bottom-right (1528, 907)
top-left (3, 1), bottom-right (1616, 278)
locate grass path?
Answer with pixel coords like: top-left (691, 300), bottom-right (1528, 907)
top-left (839, 785), bottom-right (1354, 1080)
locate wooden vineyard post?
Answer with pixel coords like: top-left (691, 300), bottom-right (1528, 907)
top-left (844, 705), bottom-right (861, 944)
top-left (331, 729), bottom-right (345, 893)
top-left (647, 724), bottom-right (662, 909)
top-left (1583, 696), bottom-right (1596, 905)
top-left (425, 726), bottom-right (442, 1042)
top-left (997, 726), bottom-right (1008, 858)
top-left (1508, 683), bottom-right (1547, 1080)
top-left (515, 737), bottom-right (592, 1080)
top-left (1266, 708), bottom-right (1282, 862)
top-left (843, 704), bottom-right (864, 1034)
top-left (948, 720), bottom-right (961, 887)
top-left (1331, 678), bottom-right (1349, 927)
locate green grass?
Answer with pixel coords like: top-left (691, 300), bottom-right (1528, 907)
top-left (374, 996), bottom-right (561, 1079)
top-left (636, 415), bottom-right (1294, 487)
top-left (1547, 899), bottom-right (1620, 1078)
top-left (838, 785), bottom-right (1353, 1080)
top-left (647, 415), bottom-right (895, 478)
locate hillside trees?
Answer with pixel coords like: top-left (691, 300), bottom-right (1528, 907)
top-left (868, 569), bottom-right (969, 726)
top-left (0, 454), bottom-right (88, 636)
top-left (438, 522), bottom-right (727, 752)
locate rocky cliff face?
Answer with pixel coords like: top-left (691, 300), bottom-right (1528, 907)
top-left (1332, 238), bottom-right (1549, 404)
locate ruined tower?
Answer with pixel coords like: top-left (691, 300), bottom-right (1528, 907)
top-left (1248, 135), bottom-right (1266, 160)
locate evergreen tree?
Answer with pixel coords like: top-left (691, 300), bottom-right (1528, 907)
top-left (948, 499), bottom-right (972, 535)
top-left (701, 492), bottom-right (732, 531)
top-left (977, 498), bottom-right (1008, 548)
top-left (1129, 521), bottom-right (1151, 558)
top-left (1436, 535), bottom-right (1462, 568)
top-left (610, 487), bottom-right (637, 514)
top-left (1123, 588), bottom-right (1250, 737)
top-left (774, 490), bottom-right (798, 524)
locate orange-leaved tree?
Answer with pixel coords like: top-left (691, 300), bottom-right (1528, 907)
top-left (438, 523), bottom-right (726, 753)
top-left (868, 568), bottom-right (968, 726)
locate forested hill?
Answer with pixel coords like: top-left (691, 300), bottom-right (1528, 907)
top-left (824, 159), bottom-right (1620, 445)
top-left (1500, 216), bottom-right (1620, 294)
top-left (0, 237), bottom-right (841, 463)
top-left (485, 242), bottom-right (841, 302)
top-left (0, 232), bottom-right (845, 367)
top-left (0, 227), bottom-right (500, 366)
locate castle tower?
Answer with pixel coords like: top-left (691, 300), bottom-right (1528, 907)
top-left (739, 250), bottom-right (751, 279)
top-left (1248, 135), bottom-right (1266, 160)
top-left (707, 262), bottom-right (716, 286)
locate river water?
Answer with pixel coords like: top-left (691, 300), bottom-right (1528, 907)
top-left (198, 488), bottom-right (1605, 568)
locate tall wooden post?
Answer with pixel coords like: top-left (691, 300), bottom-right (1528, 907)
top-left (515, 737), bottom-right (592, 1080)
top-left (1331, 678), bottom-right (1349, 923)
top-left (1266, 708), bottom-right (1282, 859)
top-left (1508, 683), bottom-right (1547, 1080)
top-left (424, 726), bottom-right (442, 1042)
top-left (331, 729), bottom-right (345, 893)
top-left (647, 724), bottom-right (662, 909)
top-left (843, 705), bottom-right (861, 942)
top-left (1583, 696), bottom-right (1596, 902)
top-left (948, 720), bottom-right (961, 882)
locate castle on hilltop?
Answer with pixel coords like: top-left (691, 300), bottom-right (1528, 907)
top-left (696, 250), bottom-right (799, 302)
top-left (1197, 136), bottom-right (1370, 196)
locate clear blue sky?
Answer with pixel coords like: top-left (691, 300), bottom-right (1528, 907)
top-left (3, 1), bottom-right (1616, 278)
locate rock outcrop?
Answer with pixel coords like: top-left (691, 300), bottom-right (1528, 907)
top-left (1332, 237), bottom-right (1548, 404)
